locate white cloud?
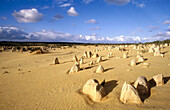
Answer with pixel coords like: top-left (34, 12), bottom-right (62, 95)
top-left (132, 0), bottom-right (145, 8)
top-left (67, 7), bottom-right (78, 16)
top-left (163, 20), bottom-right (170, 24)
top-left (83, 0), bottom-right (95, 4)
top-left (85, 19), bottom-right (97, 24)
top-left (12, 8), bottom-right (43, 23)
top-left (104, 0), bottom-right (130, 5)
top-left (166, 31), bottom-right (170, 36)
top-left (60, 3), bottom-right (71, 7)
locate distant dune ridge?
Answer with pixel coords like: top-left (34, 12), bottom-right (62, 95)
top-left (0, 41), bottom-right (170, 109)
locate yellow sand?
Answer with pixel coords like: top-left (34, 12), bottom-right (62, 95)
top-left (0, 45), bottom-right (170, 110)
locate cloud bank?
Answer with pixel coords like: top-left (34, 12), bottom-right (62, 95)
top-left (0, 26), bottom-right (170, 43)
top-left (12, 8), bottom-right (43, 23)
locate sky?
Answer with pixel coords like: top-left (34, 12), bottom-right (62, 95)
top-left (0, 0), bottom-right (170, 43)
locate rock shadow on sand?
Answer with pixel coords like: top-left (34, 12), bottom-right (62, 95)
top-left (141, 76), bottom-right (170, 102)
top-left (104, 67), bottom-right (114, 72)
top-left (103, 80), bottom-right (118, 96)
top-left (83, 65), bottom-right (97, 70)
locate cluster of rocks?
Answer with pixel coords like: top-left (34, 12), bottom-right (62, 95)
top-left (130, 55), bottom-right (148, 67)
top-left (120, 74), bottom-right (164, 104)
top-left (67, 50), bottom-right (107, 74)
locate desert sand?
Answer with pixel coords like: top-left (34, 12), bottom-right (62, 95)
top-left (0, 45), bottom-right (170, 110)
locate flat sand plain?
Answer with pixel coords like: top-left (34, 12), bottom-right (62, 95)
top-left (0, 45), bottom-right (170, 110)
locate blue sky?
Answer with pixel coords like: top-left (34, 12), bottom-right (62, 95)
top-left (0, 0), bottom-right (170, 43)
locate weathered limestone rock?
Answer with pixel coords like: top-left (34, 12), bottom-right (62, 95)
top-left (54, 57), bottom-right (59, 64)
top-left (92, 53), bottom-right (99, 58)
top-left (82, 79), bottom-right (106, 102)
top-left (69, 64), bottom-right (80, 74)
top-left (89, 61), bottom-right (94, 65)
top-left (165, 43), bottom-right (169, 46)
top-left (152, 74), bottom-right (164, 86)
top-left (87, 51), bottom-right (92, 58)
top-left (120, 82), bottom-right (142, 104)
top-left (84, 51), bottom-right (88, 58)
top-left (73, 55), bottom-right (78, 62)
top-left (109, 52), bottom-right (113, 55)
top-left (97, 56), bottom-right (102, 63)
top-left (130, 59), bottom-right (136, 66)
top-left (123, 53), bottom-right (127, 59)
top-left (138, 56), bottom-right (144, 63)
top-left (107, 54), bottom-right (111, 58)
top-left (133, 45), bottom-right (137, 50)
top-left (79, 57), bottom-right (84, 64)
top-left (134, 76), bottom-right (149, 97)
top-left (136, 55), bottom-right (142, 59)
top-left (95, 65), bottom-right (104, 73)
top-left (148, 47), bottom-right (154, 53)
top-left (154, 49), bottom-right (161, 56)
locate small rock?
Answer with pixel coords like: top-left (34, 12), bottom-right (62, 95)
top-left (123, 53), bottom-right (127, 59)
top-left (95, 65), bottom-right (104, 73)
top-left (73, 55), bottom-right (78, 62)
top-left (3, 71), bottom-right (9, 74)
top-left (79, 57), bottom-right (84, 64)
top-left (54, 57), bottom-right (59, 64)
top-left (152, 74), bottom-right (164, 86)
top-left (97, 56), bottom-right (102, 63)
top-left (69, 64), bottom-right (80, 74)
top-left (89, 61), bottom-right (94, 66)
top-left (138, 57), bottom-right (144, 63)
top-left (92, 53), bottom-right (99, 58)
top-left (130, 59), bottom-right (136, 66)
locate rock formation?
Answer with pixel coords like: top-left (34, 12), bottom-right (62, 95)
top-left (54, 57), bottom-right (59, 64)
top-left (130, 59), bottom-right (136, 66)
top-left (152, 74), bottom-right (164, 86)
top-left (120, 82), bottom-right (142, 104)
top-left (95, 65), bottom-right (104, 73)
top-left (82, 79), bottom-right (106, 102)
top-left (134, 76), bottom-right (149, 97)
top-left (69, 63), bottom-right (80, 74)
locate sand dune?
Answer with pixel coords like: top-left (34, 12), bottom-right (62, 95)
top-left (0, 45), bottom-right (170, 110)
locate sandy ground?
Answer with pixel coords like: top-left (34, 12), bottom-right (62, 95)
top-left (0, 45), bottom-right (170, 110)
